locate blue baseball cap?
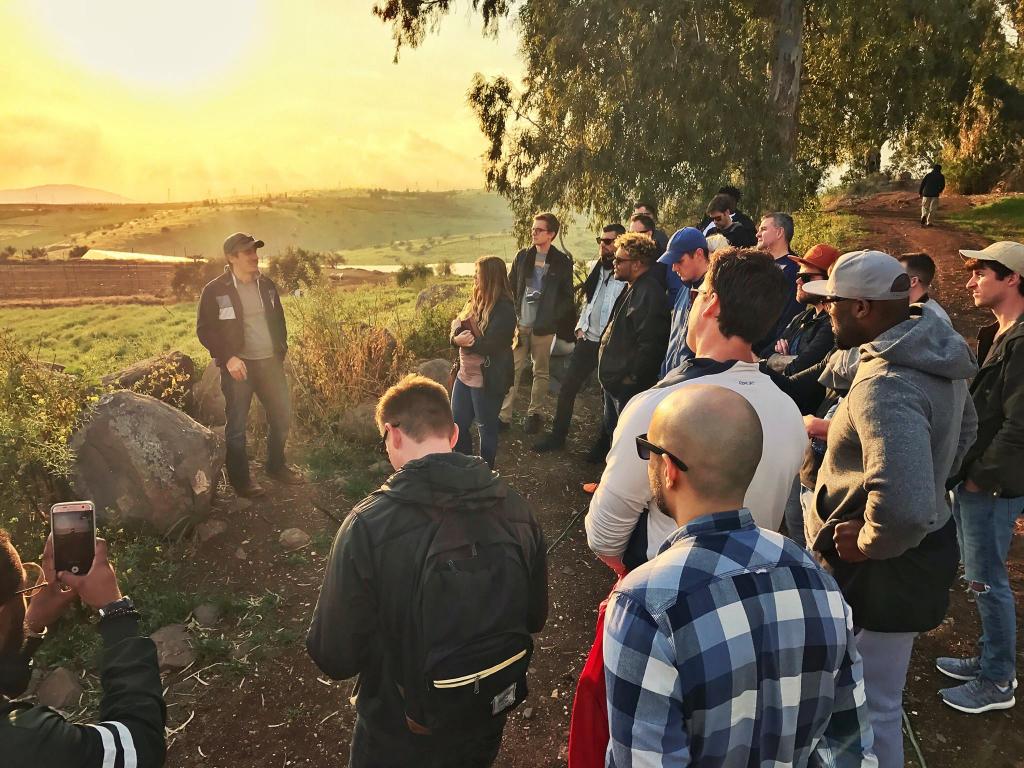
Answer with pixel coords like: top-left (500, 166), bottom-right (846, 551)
top-left (657, 227), bottom-right (709, 265)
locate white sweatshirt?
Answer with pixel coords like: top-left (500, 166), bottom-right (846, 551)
top-left (585, 360), bottom-right (808, 563)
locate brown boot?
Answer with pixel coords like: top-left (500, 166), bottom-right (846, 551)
top-left (234, 481), bottom-right (266, 498)
top-left (267, 465), bottom-right (305, 485)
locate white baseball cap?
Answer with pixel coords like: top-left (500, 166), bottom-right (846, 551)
top-left (802, 249), bottom-right (911, 301)
top-left (958, 241), bottom-right (1024, 274)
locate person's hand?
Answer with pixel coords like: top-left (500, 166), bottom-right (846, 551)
top-left (963, 478), bottom-right (984, 493)
top-left (597, 554), bottom-right (627, 577)
top-left (803, 415), bottom-right (831, 441)
top-left (226, 356), bottom-right (247, 381)
top-left (453, 330), bottom-right (475, 348)
top-left (774, 338), bottom-right (790, 355)
top-left (58, 538), bottom-right (123, 611)
top-left (575, 329), bottom-right (585, 341)
top-left (24, 535), bottom-right (78, 633)
top-left (833, 520), bottom-right (869, 562)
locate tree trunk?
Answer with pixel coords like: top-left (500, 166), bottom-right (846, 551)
top-left (769, 0), bottom-right (805, 163)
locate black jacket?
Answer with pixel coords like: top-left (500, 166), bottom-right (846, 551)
top-left (509, 245), bottom-right (574, 337)
top-left (196, 268), bottom-right (288, 366)
top-left (919, 169), bottom-right (946, 197)
top-left (951, 315), bottom-right (1024, 496)
top-left (306, 453), bottom-right (548, 733)
top-left (1, 616), bottom-right (166, 767)
top-left (778, 307), bottom-right (835, 376)
top-left (598, 268), bottom-right (670, 400)
top-left (451, 298), bottom-right (517, 399)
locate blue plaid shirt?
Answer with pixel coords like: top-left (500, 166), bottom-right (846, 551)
top-left (604, 509), bottom-right (876, 767)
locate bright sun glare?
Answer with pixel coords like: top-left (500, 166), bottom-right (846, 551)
top-left (24, 0), bottom-right (265, 90)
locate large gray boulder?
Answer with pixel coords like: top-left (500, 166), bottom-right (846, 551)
top-left (193, 360), bottom-right (226, 426)
top-left (71, 391), bottom-right (224, 533)
top-left (417, 358), bottom-right (452, 387)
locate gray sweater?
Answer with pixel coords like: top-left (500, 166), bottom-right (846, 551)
top-left (806, 311), bottom-right (978, 560)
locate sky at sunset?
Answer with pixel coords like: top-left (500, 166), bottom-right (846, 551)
top-left (0, 1), bottom-right (522, 201)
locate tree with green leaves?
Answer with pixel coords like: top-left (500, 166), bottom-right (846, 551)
top-left (374, 0), bottom-right (1021, 228)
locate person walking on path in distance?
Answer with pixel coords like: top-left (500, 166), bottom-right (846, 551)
top-left (603, 385), bottom-right (876, 767)
top-left (500, 212), bottom-right (575, 435)
top-left (938, 240), bottom-right (1024, 714)
top-left (802, 249), bottom-right (977, 767)
top-left (308, 375), bottom-right (548, 768)
top-left (919, 163), bottom-right (946, 227)
top-left (450, 255), bottom-right (517, 469)
top-left (196, 232), bottom-right (303, 498)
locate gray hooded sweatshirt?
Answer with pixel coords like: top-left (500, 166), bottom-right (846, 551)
top-left (807, 311), bottom-right (978, 560)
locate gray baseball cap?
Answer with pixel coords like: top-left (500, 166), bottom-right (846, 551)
top-left (958, 241), bottom-right (1024, 274)
top-left (802, 249), bottom-right (911, 301)
top-left (223, 232), bottom-right (265, 255)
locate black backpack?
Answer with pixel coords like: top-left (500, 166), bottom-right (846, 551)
top-left (402, 504), bottom-right (534, 732)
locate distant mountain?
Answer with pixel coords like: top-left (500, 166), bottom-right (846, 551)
top-left (0, 184), bottom-right (135, 205)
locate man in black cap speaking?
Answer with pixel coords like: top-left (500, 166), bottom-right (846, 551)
top-left (197, 233), bottom-right (301, 497)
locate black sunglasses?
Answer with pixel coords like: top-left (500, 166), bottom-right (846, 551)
top-left (378, 423), bottom-right (400, 454)
top-left (597, 237), bottom-right (617, 245)
top-left (635, 434), bottom-right (688, 471)
top-left (796, 272), bottom-right (826, 282)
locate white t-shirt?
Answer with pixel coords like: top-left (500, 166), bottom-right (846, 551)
top-left (585, 359), bottom-right (807, 563)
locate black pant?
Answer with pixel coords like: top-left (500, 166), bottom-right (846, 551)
top-left (549, 339), bottom-right (600, 439)
top-left (349, 714), bottom-right (505, 768)
top-left (220, 356), bottom-right (291, 487)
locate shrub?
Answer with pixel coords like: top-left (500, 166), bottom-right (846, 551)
top-left (286, 287), bottom-right (411, 431)
top-left (398, 297), bottom-right (463, 360)
top-left (266, 246), bottom-right (326, 292)
top-left (434, 259), bottom-right (453, 277)
top-left (68, 245), bottom-right (90, 259)
top-left (395, 262), bottom-right (431, 286)
top-left (24, 246), bottom-right (47, 260)
top-left (0, 246), bottom-right (15, 262)
top-left (171, 259), bottom-right (222, 298)
top-left (0, 331), bottom-right (92, 523)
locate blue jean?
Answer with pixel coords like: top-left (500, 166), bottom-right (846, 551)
top-left (952, 484), bottom-right (1024, 682)
top-left (855, 628), bottom-right (916, 768)
top-left (452, 379), bottom-right (501, 469)
top-left (220, 356), bottom-right (291, 487)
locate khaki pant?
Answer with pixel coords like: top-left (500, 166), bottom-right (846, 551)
top-left (500, 326), bottom-right (553, 421)
top-left (921, 196), bottom-right (938, 224)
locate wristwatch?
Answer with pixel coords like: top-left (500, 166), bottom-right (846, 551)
top-left (98, 596), bottom-right (139, 621)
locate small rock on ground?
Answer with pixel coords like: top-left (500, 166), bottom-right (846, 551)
top-left (192, 603), bottom-right (222, 626)
top-left (195, 518), bottom-right (228, 543)
top-left (36, 667), bottom-right (83, 709)
top-left (279, 528), bottom-right (311, 550)
top-left (151, 624), bottom-right (196, 670)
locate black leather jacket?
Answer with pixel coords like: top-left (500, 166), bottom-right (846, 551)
top-left (598, 267), bottom-right (670, 400)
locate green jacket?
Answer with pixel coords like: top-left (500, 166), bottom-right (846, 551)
top-left (0, 616), bottom-right (166, 767)
top-left (955, 315), bottom-right (1024, 497)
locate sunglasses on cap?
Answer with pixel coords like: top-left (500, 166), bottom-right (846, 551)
top-left (635, 434), bottom-right (689, 471)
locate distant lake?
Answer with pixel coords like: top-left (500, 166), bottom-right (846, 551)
top-left (338, 263), bottom-right (484, 276)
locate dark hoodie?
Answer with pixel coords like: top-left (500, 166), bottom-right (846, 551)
top-left (806, 311), bottom-right (978, 631)
top-left (307, 452), bottom-right (547, 734)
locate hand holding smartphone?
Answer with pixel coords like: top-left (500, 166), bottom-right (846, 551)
top-left (50, 500), bottom-right (96, 576)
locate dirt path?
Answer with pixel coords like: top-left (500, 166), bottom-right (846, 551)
top-left (160, 193), bottom-right (1021, 767)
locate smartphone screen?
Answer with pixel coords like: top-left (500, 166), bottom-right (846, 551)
top-left (51, 501), bottom-right (96, 576)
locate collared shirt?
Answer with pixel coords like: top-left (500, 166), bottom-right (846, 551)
top-left (576, 264), bottom-right (625, 342)
top-left (660, 274), bottom-right (702, 377)
top-left (604, 509), bottom-right (876, 768)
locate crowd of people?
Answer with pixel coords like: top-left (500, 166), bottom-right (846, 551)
top-left (0, 181), bottom-right (1021, 768)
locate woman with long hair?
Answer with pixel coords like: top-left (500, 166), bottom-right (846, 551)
top-left (450, 255), bottom-right (517, 468)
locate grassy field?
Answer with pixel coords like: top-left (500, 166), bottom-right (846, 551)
top-left (946, 196), bottom-right (1024, 241)
top-left (0, 277), bottom-right (469, 376)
